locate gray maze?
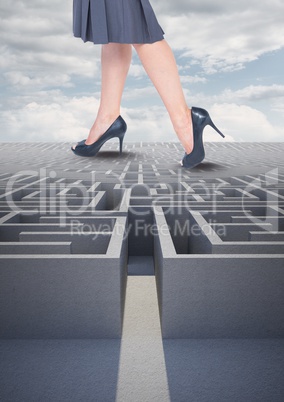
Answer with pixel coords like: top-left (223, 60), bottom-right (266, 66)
top-left (0, 141), bottom-right (284, 339)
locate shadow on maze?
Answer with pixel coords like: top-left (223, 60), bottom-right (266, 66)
top-left (90, 150), bottom-right (135, 158)
top-left (90, 151), bottom-right (124, 158)
top-left (189, 161), bottom-right (227, 171)
top-left (0, 340), bottom-right (122, 402)
top-left (162, 339), bottom-right (284, 401)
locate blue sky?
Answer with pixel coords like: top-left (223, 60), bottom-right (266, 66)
top-left (1, 0), bottom-right (284, 143)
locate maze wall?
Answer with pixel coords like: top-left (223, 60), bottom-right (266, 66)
top-left (0, 141), bottom-right (284, 338)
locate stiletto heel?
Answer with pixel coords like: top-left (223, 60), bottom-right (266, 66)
top-left (207, 118), bottom-right (225, 138)
top-left (181, 106), bottom-right (225, 169)
top-left (71, 115), bottom-right (127, 157)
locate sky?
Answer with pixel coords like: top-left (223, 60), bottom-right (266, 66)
top-left (1, 0), bottom-right (284, 143)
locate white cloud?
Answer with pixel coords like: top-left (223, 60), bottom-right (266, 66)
top-left (128, 63), bottom-right (147, 79)
top-left (0, 0), bottom-right (284, 145)
top-left (1, 88), bottom-right (282, 144)
top-left (123, 86), bottom-right (159, 101)
top-left (180, 75), bottom-right (207, 84)
top-left (0, 92), bottom-right (173, 143)
top-left (0, 1), bottom-right (100, 80)
top-left (210, 103), bottom-right (284, 142)
top-left (2, 0), bottom-right (284, 79)
top-left (1, 95), bottom-right (95, 143)
top-left (4, 71), bottom-right (73, 89)
top-left (158, 0), bottom-right (284, 73)
top-left (219, 85), bottom-right (284, 102)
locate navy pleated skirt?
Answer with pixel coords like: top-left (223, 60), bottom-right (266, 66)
top-left (73, 0), bottom-right (164, 44)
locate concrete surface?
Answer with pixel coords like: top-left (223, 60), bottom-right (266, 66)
top-left (0, 141), bottom-right (284, 400)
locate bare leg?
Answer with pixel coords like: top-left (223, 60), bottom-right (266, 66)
top-left (73, 43), bottom-right (132, 149)
top-left (133, 40), bottom-right (193, 154)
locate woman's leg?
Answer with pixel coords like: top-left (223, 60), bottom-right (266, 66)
top-left (73, 43), bottom-right (132, 148)
top-left (133, 40), bottom-right (193, 154)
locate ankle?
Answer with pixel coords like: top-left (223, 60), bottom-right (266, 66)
top-left (172, 108), bottom-right (192, 132)
top-left (172, 108), bottom-right (194, 154)
top-left (96, 111), bottom-right (120, 124)
top-left (88, 113), bottom-right (120, 140)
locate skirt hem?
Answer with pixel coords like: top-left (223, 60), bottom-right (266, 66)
top-left (73, 0), bottom-right (165, 45)
top-left (73, 33), bottom-right (165, 45)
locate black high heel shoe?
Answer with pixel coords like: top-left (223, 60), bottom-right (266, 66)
top-left (71, 115), bottom-right (127, 157)
top-left (181, 107), bottom-right (225, 168)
